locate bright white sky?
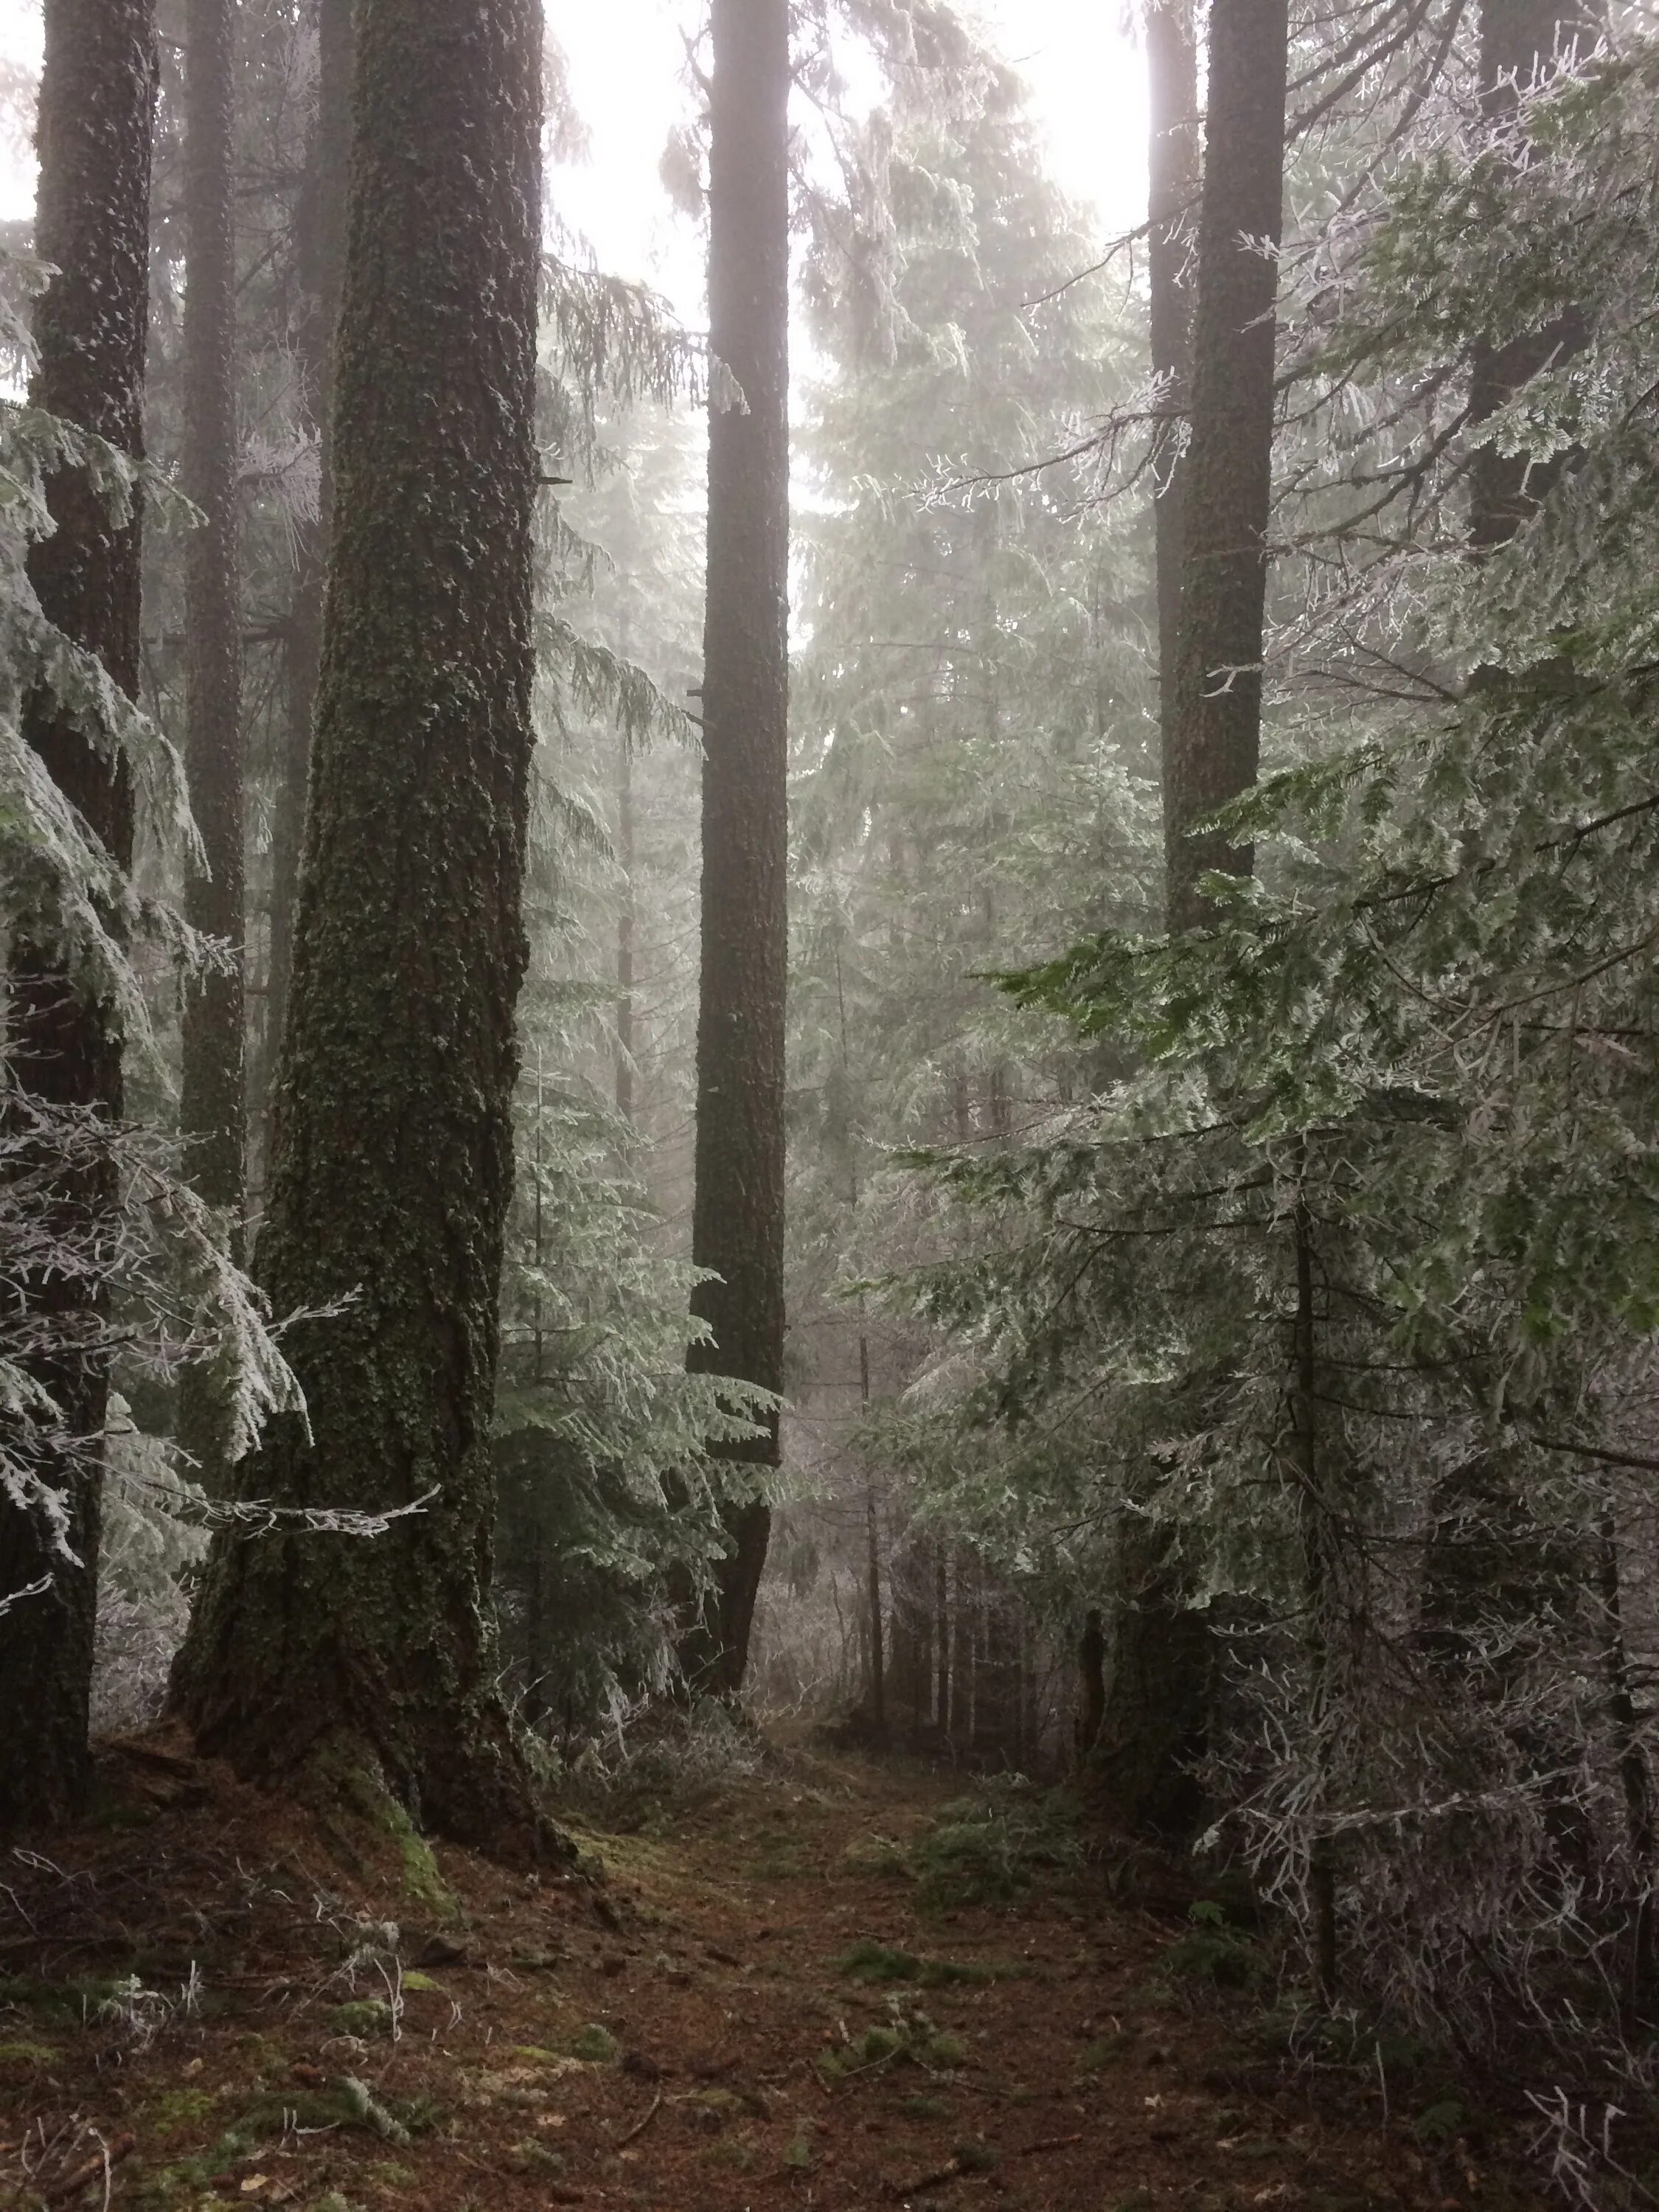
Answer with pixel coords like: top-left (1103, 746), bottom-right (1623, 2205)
top-left (0, 0), bottom-right (1149, 296)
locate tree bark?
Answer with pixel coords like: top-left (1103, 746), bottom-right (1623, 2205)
top-left (1146, 0), bottom-right (1199, 799)
top-left (1163, 0), bottom-right (1290, 932)
top-left (681, 0), bottom-right (790, 1698)
top-left (171, 0), bottom-right (557, 1857)
top-left (265, 0), bottom-right (354, 1139)
top-left (176, 0), bottom-right (246, 1483)
top-left (0, 0), bottom-right (157, 1831)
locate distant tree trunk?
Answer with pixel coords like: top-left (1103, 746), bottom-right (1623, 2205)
top-left (616, 735), bottom-right (635, 1124)
top-left (265, 0), bottom-right (353, 1147)
top-left (1075, 1607), bottom-right (1106, 1764)
top-left (1163, 0), bottom-right (1289, 931)
top-left (681, 0), bottom-right (790, 1698)
top-left (934, 1548), bottom-right (950, 1729)
top-left (177, 0), bottom-right (246, 1484)
top-left (1146, 0), bottom-right (1198, 794)
top-left (0, 0), bottom-right (157, 1832)
top-left (171, 0), bottom-right (557, 1856)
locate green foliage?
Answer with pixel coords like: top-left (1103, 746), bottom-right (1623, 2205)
top-left (906, 1783), bottom-right (1083, 1911)
top-left (836, 1937), bottom-right (1012, 1986)
top-left (1159, 1905), bottom-right (1268, 1994)
top-left (817, 1995), bottom-right (968, 2080)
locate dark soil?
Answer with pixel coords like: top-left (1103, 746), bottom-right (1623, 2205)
top-left (0, 1729), bottom-right (1550, 2212)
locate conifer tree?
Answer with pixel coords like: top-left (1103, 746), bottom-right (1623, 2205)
top-left (1164, 0), bottom-right (1290, 929)
top-left (267, 0), bottom-right (353, 1085)
top-left (172, 0), bottom-right (554, 1850)
top-left (177, 0), bottom-right (246, 1478)
top-left (682, 0), bottom-right (791, 1696)
top-left (0, 0), bottom-right (158, 1828)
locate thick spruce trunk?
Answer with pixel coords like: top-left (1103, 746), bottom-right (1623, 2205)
top-left (681, 0), bottom-right (790, 1697)
top-left (0, 0), bottom-right (158, 1829)
top-left (171, 0), bottom-right (557, 1856)
top-left (1163, 0), bottom-right (1289, 931)
top-left (265, 0), bottom-right (354, 1133)
top-left (177, 0), bottom-right (246, 1480)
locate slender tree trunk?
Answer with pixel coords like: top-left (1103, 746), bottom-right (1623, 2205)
top-left (1146, 0), bottom-right (1198, 793)
top-left (265, 0), bottom-right (354, 1147)
top-left (0, 0), bottom-right (157, 1831)
top-left (933, 1548), bottom-right (950, 1730)
top-left (681, 0), bottom-right (790, 1698)
top-left (1291, 1193), bottom-right (1338, 2003)
top-left (1075, 1607), bottom-right (1106, 1764)
top-left (1164, 0), bottom-right (1289, 931)
top-left (616, 737), bottom-right (635, 1124)
top-left (177, 0), bottom-right (246, 1484)
top-left (171, 0), bottom-right (557, 1857)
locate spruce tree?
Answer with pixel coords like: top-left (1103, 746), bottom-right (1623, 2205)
top-left (0, 0), bottom-right (158, 1828)
top-left (267, 0), bottom-right (353, 1087)
top-left (683, 0), bottom-right (792, 1695)
top-left (172, 0), bottom-right (554, 1851)
top-left (1163, 0), bottom-right (1290, 930)
top-left (177, 0), bottom-right (247, 1478)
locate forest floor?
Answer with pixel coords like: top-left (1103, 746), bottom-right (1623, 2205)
top-left (0, 1727), bottom-right (1555, 2212)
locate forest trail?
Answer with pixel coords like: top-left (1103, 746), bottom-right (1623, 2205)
top-left (0, 1733), bottom-right (1541, 2212)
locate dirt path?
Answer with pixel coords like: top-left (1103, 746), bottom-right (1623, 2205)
top-left (0, 1736), bottom-right (1540, 2212)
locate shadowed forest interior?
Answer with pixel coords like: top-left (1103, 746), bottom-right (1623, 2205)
top-left (5, 0), bottom-right (1659, 2205)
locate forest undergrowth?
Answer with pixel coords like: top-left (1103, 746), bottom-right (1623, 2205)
top-left (0, 1727), bottom-right (1590, 2212)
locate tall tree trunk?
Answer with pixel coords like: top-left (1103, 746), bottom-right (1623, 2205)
top-left (265, 0), bottom-right (354, 1151)
top-left (177, 0), bottom-right (246, 1484)
top-left (681, 0), bottom-right (790, 1698)
top-left (616, 736), bottom-right (635, 1124)
top-left (1091, 0), bottom-right (1290, 1846)
top-left (1163, 0), bottom-right (1290, 931)
top-left (1146, 0), bottom-right (1199, 796)
top-left (171, 0), bottom-right (557, 1857)
top-left (0, 0), bottom-right (157, 1831)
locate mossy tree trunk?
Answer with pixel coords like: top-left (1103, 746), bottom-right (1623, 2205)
top-left (681, 0), bottom-right (790, 1697)
top-left (171, 0), bottom-right (556, 1857)
top-left (177, 0), bottom-right (246, 1481)
top-left (0, 0), bottom-right (157, 1831)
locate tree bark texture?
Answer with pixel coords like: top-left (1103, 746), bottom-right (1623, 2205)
top-left (266, 0), bottom-right (354, 1119)
top-left (176, 0), bottom-right (246, 1481)
top-left (0, 0), bottom-right (157, 1830)
top-left (171, 0), bottom-right (554, 1855)
top-left (682, 0), bottom-right (790, 1697)
top-left (1164, 0), bottom-right (1289, 933)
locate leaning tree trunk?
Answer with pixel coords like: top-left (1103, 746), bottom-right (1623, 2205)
top-left (0, 0), bottom-right (157, 1831)
top-left (171, 0), bottom-right (556, 1857)
top-left (681, 0), bottom-right (790, 1698)
top-left (176, 0), bottom-right (246, 1482)
top-left (1163, 0), bottom-right (1290, 931)
top-left (264, 0), bottom-right (353, 1149)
